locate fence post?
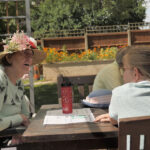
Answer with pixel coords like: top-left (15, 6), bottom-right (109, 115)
top-left (41, 38), bottom-right (44, 48)
top-left (127, 23), bottom-right (131, 46)
top-left (84, 28), bottom-right (88, 50)
top-left (25, 0), bottom-right (35, 114)
top-left (127, 30), bottom-right (131, 46)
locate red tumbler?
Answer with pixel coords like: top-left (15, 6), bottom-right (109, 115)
top-left (61, 83), bottom-right (72, 114)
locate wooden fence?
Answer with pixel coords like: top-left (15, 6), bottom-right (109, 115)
top-left (1, 22), bottom-right (150, 51)
top-left (42, 29), bottom-right (150, 50)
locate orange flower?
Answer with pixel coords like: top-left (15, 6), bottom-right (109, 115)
top-left (43, 47), bottom-right (48, 52)
top-left (93, 48), bottom-right (96, 52)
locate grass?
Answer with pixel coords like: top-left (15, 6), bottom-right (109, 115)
top-left (24, 83), bottom-right (58, 112)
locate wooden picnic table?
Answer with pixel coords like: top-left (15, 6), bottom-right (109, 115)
top-left (19, 104), bottom-right (118, 150)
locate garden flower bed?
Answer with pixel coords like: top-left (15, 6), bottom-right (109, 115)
top-left (42, 46), bottom-right (125, 82)
top-left (43, 46), bottom-right (119, 63)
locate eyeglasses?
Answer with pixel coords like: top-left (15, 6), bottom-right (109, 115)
top-left (20, 49), bottom-right (34, 58)
top-left (122, 67), bottom-right (132, 72)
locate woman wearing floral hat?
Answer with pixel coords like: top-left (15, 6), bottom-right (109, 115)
top-left (0, 31), bottom-right (46, 145)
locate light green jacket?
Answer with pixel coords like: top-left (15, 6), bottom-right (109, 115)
top-left (93, 61), bottom-right (123, 91)
top-left (0, 65), bottom-right (30, 131)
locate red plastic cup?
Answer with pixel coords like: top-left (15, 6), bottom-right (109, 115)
top-left (61, 86), bottom-right (72, 114)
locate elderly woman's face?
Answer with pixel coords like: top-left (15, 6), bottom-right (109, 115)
top-left (8, 49), bottom-right (33, 75)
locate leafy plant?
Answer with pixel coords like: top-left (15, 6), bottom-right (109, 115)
top-left (25, 83), bottom-right (58, 112)
top-left (31, 0), bottom-right (145, 38)
top-left (43, 46), bottom-right (122, 63)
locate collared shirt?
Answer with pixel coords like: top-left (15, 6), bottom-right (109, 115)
top-left (109, 81), bottom-right (150, 122)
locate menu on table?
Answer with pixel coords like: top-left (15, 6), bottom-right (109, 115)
top-left (43, 108), bottom-right (95, 125)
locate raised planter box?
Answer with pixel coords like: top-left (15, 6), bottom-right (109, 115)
top-left (43, 60), bottom-right (114, 82)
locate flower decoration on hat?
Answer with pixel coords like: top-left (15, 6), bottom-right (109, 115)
top-left (3, 31), bottom-right (37, 53)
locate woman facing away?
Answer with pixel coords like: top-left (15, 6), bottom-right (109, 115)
top-left (83, 47), bottom-right (127, 108)
top-left (0, 31), bottom-right (46, 132)
top-left (95, 46), bottom-right (150, 125)
top-left (92, 46), bottom-right (127, 92)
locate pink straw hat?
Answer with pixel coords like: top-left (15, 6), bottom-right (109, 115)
top-left (0, 31), bottom-right (46, 65)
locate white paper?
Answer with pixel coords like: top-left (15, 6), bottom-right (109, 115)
top-left (1, 147), bottom-right (17, 150)
top-left (43, 108), bottom-right (95, 125)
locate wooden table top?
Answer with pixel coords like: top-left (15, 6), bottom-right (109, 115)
top-left (22, 104), bottom-right (118, 144)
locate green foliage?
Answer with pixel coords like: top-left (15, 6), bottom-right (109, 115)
top-left (0, 3), bottom-right (7, 41)
top-left (0, 1), bottom-right (26, 41)
top-left (24, 82), bottom-right (85, 112)
top-left (25, 83), bottom-right (58, 112)
top-left (0, 0), bottom-right (146, 39)
top-left (44, 47), bottom-right (118, 63)
top-left (102, 0), bottom-right (145, 24)
top-left (31, 0), bottom-right (146, 38)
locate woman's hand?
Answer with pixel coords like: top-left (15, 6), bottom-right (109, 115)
top-left (20, 114), bottom-right (30, 127)
top-left (11, 135), bottom-right (23, 145)
top-left (94, 113), bottom-right (110, 122)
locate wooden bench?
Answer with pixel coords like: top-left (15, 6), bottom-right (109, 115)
top-left (119, 116), bottom-right (150, 150)
top-left (57, 74), bottom-right (96, 104)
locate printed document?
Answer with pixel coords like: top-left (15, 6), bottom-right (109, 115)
top-left (43, 108), bottom-right (95, 125)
